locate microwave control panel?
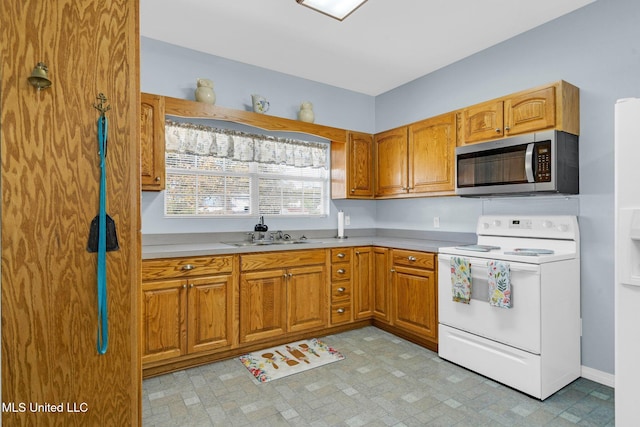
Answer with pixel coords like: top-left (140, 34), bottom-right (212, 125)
top-left (535, 141), bottom-right (552, 182)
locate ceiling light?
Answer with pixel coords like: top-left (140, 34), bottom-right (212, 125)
top-left (296, 0), bottom-right (368, 21)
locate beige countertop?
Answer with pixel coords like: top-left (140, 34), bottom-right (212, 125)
top-left (142, 235), bottom-right (474, 259)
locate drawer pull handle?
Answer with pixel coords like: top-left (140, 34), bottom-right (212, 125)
top-left (337, 308), bottom-right (345, 314)
top-left (390, 268), bottom-right (396, 273)
top-left (337, 268), bottom-right (346, 274)
top-left (181, 264), bottom-right (195, 271)
top-left (337, 253), bottom-right (345, 258)
top-left (408, 256), bottom-right (417, 262)
top-left (337, 287), bottom-right (346, 293)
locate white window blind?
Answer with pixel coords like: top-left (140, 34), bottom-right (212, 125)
top-left (164, 120), bottom-right (329, 217)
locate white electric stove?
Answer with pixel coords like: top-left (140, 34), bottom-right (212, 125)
top-left (438, 215), bottom-right (581, 400)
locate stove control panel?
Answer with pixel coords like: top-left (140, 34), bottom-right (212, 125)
top-left (477, 215), bottom-right (578, 240)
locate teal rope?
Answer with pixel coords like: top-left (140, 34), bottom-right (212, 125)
top-left (97, 116), bottom-right (108, 354)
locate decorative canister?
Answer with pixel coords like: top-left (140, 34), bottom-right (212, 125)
top-left (195, 78), bottom-right (216, 104)
top-left (298, 101), bottom-right (315, 123)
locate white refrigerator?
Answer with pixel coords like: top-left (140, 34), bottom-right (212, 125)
top-left (615, 98), bottom-right (640, 425)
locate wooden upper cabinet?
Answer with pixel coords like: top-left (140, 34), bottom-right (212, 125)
top-left (408, 112), bottom-right (456, 193)
top-left (348, 132), bottom-right (374, 198)
top-left (141, 93), bottom-right (165, 191)
top-left (374, 127), bottom-right (408, 196)
top-left (458, 81), bottom-right (579, 146)
top-left (504, 86), bottom-right (555, 135)
top-left (460, 99), bottom-right (504, 143)
top-left (331, 131), bottom-right (374, 199)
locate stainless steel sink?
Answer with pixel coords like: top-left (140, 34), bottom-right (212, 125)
top-left (222, 240), bottom-right (308, 247)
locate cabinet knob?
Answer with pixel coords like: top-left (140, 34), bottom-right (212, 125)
top-left (337, 287), bottom-right (346, 293)
top-left (337, 253), bottom-right (345, 258)
top-left (337, 308), bottom-right (345, 314)
top-left (505, 126), bottom-right (511, 131)
top-left (390, 268), bottom-right (396, 273)
top-left (189, 283), bottom-right (194, 288)
top-left (182, 284), bottom-right (187, 289)
top-left (350, 188), bottom-right (355, 193)
top-left (288, 273), bottom-right (293, 278)
top-left (495, 128), bottom-right (501, 133)
top-left (181, 264), bottom-right (195, 271)
top-left (154, 176), bottom-right (161, 182)
top-left (408, 256), bottom-right (417, 262)
top-left (355, 251), bottom-right (360, 255)
top-left (337, 268), bottom-right (346, 274)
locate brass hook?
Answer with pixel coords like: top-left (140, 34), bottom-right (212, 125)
top-left (93, 93), bottom-right (111, 116)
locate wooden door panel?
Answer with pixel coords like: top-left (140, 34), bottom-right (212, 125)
top-left (141, 93), bottom-right (165, 190)
top-left (409, 113), bottom-right (456, 193)
top-left (240, 270), bottom-right (287, 343)
top-left (348, 131), bottom-right (374, 197)
top-left (187, 275), bottom-right (233, 353)
top-left (373, 247), bottom-right (390, 322)
top-left (505, 86), bottom-right (556, 136)
top-left (142, 280), bottom-right (187, 364)
top-left (462, 100), bottom-right (504, 144)
top-left (375, 127), bottom-right (408, 196)
top-left (354, 247), bottom-right (374, 319)
top-left (392, 266), bottom-right (437, 339)
top-left (288, 265), bottom-right (327, 332)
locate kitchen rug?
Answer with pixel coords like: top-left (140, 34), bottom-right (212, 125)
top-left (238, 338), bottom-right (345, 383)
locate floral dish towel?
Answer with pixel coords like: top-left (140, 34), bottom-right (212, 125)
top-left (487, 260), bottom-right (511, 308)
top-left (451, 257), bottom-right (472, 304)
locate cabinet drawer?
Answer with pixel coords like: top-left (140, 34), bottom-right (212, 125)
top-left (331, 248), bottom-right (351, 263)
top-left (392, 250), bottom-right (435, 270)
top-left (330, 304), bottom-right (352, 325)
top-left (331, 282), bottom-right (351, 302)
top-left (142, 255), bottom-right (233, 280)
top-left (331, 263), bottom-right (351, 281)
top-left (241, 249), bottom-right (325, 271)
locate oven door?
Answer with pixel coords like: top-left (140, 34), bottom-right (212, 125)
top-left (438, 254), bottom-right (541, 354)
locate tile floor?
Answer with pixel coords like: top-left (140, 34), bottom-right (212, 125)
top-left (142, 326), bottom-right (615, 426)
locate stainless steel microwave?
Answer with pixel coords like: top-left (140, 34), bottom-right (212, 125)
top-left (455, 130), bottom-right (579, 196)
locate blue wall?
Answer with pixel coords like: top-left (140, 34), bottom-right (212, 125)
top-left (141, 0), bottom-right (640, 376)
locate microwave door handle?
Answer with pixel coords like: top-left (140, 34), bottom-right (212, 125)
top-left (525, 143), bottom-right (535, 183)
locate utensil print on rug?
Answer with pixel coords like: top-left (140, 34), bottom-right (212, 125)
top-left (262, 353), bottom-right (279, 369)
top-left (286, 345), bottom-right (310, 364)
top-left (276, 350), bottom-right (299, 366)
top-left (298, 343), bottom-right (321, 357)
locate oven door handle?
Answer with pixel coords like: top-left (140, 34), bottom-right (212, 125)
top-left (439, 254), bottom-right (541, 273)
top-left (525, 143), bottom-right (535, 183)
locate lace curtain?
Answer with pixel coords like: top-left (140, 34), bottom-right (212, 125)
top-left (165, 120), bottom-right (328, 169)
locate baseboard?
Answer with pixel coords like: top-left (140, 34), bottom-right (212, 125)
top-left (581, 365), bottom-right (615, 388)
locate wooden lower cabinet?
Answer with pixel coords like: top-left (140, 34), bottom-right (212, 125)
top-left (390, 250), bottom-right (438, 342)
top-left (239, 269), bottom-right (287, 343)
top-left (239, 250), bottom-right (328, 344)
top-left (353, 247), bottom-right (373, 319)
top-left (141, 273), bottom-right (234, 365)
top-left (373, 247), bottom-right (391, 323)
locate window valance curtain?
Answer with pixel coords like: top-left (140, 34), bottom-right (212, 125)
top-left (165, 120), bottom-right (328, 169)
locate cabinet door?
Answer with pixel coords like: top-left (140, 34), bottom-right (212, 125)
top-left (348, 131), bottom-right (374, 198)
top-left (373, 247), bottom-right (391, 322)
top-left (354, 247), bottom-right (374, 319)
top-left (240, 269), bottom-right (287, 343)
top-left (460, 99), bottom-right (504, 144)
top-left (141, 279), bottom-right (186, 364)
top-left (504, 86), bottom-right (556, 136)
top-left (408, 113), bottom-right (456, 193)
top-left (187, 275), bottom-right (234, 354)
top-left (141, 93), bottom-right (165, 191)
top-left (288, 265), bottom-right (327, 333)
top-left (392, 265), bottom-right (437, 339)
top-left (375, 127), bottom-right (408, 196)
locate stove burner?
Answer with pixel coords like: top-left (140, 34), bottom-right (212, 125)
top-left (454, 244), bottom-right (501, 252)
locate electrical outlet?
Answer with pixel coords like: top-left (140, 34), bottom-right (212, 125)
top-left (433, 216), bottom-right (440, 228)
top-left (345, 215), bottom-right (351, 225)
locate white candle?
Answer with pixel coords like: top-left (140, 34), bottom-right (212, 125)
top-left (337, 211), bottom-right (345, 238)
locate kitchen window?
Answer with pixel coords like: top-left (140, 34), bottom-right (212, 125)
top-left (164, 120), bottom-right (329, 217)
